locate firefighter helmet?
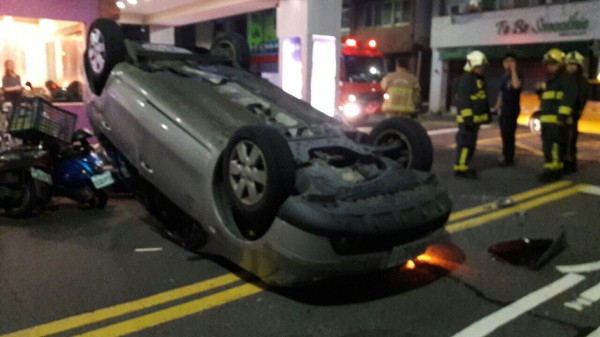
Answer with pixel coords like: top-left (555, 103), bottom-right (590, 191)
top-left (464, 50), bottom-right (488, 71)
top-left (543, 48), bottom-right (565, 64)
top-left (565, 51), bottom-right (585, 68)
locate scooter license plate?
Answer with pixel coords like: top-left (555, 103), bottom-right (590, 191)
top-left (91, 171), bottom-right (115, 189)
top-left (30, 168), bottom-right (52, 184)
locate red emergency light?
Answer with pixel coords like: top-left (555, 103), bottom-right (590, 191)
top-left (367, 39), bottom-right (377, 49)
top-left (345, 38), bottom-right (358, 48)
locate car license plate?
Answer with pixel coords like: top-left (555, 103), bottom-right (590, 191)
top-left (91, 171), bottom-right (115, 189)
top-left (30, 167), bottom-right (52, 184)
top-left (383, 241), bottom-right (427, 269)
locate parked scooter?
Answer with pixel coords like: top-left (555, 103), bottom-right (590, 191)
top-left (52, 129), bottom-right (113, 208)
top-left (0, 145), bottom-right (52, 216)
top-left (0, 98), bottom-right (113, 216)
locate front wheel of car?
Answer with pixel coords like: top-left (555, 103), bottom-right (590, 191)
top-left (529, 112), bottom-right (542, 135)
top-left (84, 19), bottom-right (126, 96)
top-left (368, 117), bottom-right (433, 171)
top-left (223, 126), bottom-right (295, 239)
top-left (211, 33), bottom-right (251, 70)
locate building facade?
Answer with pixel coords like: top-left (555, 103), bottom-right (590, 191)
top-left (343, 0), bottom-right (433, 100)
top-left (429, 0), bottom-right (600, 113)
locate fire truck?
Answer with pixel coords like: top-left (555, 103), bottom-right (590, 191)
top-left (338, 37), bottom-right (387, 125)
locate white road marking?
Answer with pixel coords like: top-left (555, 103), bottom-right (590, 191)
top-left (587, 327), bottom-right (600, 337)
top-left (427, 124), bottom-right (493, 136)
top-left (427, 127), bottom-right (458, 136)
top-left (556, 261), bottom-right (600, 274)
top-left (134, 247), bottom-right (164, 252)
top-left (565, 282), bottom-right (600, 311)
top-left (452, 273), bottom-right (586, 337)
top-left (580, 185), bottom-right (600, 197)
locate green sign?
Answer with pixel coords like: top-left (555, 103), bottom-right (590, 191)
top-left (248, 10), bottom-right (277, 48)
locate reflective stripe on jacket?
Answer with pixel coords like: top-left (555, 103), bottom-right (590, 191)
top-left (540, 72), bottom-right (578, 124)
top-left (381, 70), bottom-right (420, 114)
top-left (456, 71), bottom-right (490, 124)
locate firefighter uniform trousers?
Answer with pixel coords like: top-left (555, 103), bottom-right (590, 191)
top-left (565, 112), bottom-right (581, 169)
top-left (455, 123), bottom-right (480, 171)
top-left (541, 119), bottom-right (566, 171)
top-left (454, 72), bottom-right (490, 172)
top-left (565, 75), bottom-right (587, 171)
top-left (539, 74), bottom-right (577, 172)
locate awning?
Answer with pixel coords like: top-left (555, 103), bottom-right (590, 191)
top-left (438, 41), bottom-right (591, 61)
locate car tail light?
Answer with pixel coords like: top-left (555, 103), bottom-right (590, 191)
top-left (345, 38), bottom-right (358, 48)
top-left (367, 39), bottom-right (377, 49)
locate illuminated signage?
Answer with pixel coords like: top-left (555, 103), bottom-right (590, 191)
top-left (496, 12), bottom-right (589, 37)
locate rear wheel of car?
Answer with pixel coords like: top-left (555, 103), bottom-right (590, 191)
top-left (529, 111), bottom-right (542, 135)
top-left (84, 19), bottom-right (126, 96)
top-left (211, 33), bottom-right (251, 70)
top-left (223, 126), bottom-right (295, 239)
top-left (368, 117), bottom-right (433, 171)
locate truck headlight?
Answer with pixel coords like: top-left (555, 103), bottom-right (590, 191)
top-left (342, 102), bottom-right (361, 118)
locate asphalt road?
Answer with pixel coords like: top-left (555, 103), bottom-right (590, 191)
top-left (1, 123), bottom-right (600, 337)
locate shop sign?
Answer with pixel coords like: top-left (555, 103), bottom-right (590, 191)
top-left (248, 10), bottom-right (278, 54)
top-left (496, 12), bottom-right (589, 37)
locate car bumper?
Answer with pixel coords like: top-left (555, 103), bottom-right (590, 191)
top-left (232, 217), bottom-right (448, 286)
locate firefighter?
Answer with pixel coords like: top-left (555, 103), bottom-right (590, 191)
top-left (537, 48), bottom-right (578, 182)
top-left (380, 59), bottom-right (421, 119)
top-left (564, 51), bottom-right (588, 173)
top-left (453, 50), bottom-right (491, 179)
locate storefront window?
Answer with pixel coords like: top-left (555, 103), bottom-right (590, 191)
top-left (393, 0), bottom-right (411, 23)
top-left (0, 16), bottom-right (84, 104)
top-left (364, 0), bottom-right (411, 27)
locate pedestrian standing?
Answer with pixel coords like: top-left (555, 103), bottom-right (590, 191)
top-left (2, 60), bottom-right (23, 104)
top-left (537, 48), bottom-right (578, 182)
top-left (564, 51), bottom-right (588, 173)
top-left (453, 50), bottom-right (491, 179)
top-left (380, 59), bottom-right (421, 119)
top-left (494, 53), bottom-right (522, 166)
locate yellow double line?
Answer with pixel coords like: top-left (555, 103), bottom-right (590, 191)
top-left (446, 180), bottom-right (580, 233)
top-left (2, 274), bottom-right (261, 337)
top-left (1, 181), bottom-right (587, 337)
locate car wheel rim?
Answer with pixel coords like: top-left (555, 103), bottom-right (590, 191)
top-left (228, 140), bottom-right (267, 206)
top-left (88, 28), bottom-right (106, 75)
top-left (374, 130), bottom-right (413, 168)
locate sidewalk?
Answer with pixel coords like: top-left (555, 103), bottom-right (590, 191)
top-left (420, 112), bottom-right (457, 131)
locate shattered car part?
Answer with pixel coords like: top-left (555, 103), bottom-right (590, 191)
top-left (488, 231), bottom-right (566, 269)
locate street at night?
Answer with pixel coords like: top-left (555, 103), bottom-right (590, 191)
top-left (2, 122), bottom-right (599, 337)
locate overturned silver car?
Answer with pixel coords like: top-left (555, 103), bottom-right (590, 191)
top-left (85, 19), bottom-right (451, 286)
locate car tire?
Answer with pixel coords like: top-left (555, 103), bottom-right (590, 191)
top-left (84, 19), bottom-right (126, 96)
top-left (368, 117), bottom-right (433, 171)
top-left (211, 33), bottom-right (251, 70)
top-left (529, 111), bottom-right (542, 135)
top-left (223, 125), bottom-right (295, 239)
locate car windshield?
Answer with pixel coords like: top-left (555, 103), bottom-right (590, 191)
top-left (343, 55), bottom-right (385, 83)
